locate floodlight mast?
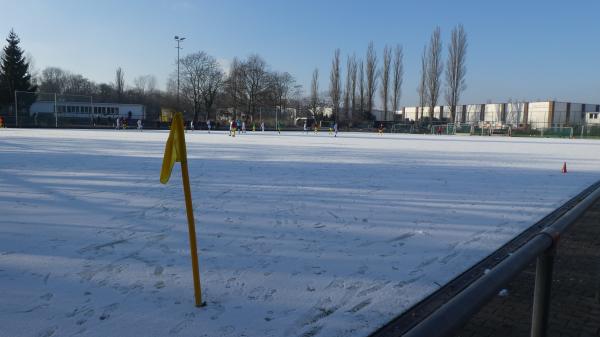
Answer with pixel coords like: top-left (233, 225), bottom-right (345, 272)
top-left (175, 36), bottom-right (186, 109)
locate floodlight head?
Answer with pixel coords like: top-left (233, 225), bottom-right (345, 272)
top-left (181, 37), bottom-right (186, 41)
top-left (174, 35), bottom-right (179, 40)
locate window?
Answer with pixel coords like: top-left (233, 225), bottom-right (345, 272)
top-left (590, 113), bottom-right (595, 119)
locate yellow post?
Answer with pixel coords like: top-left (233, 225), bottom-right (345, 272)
top-left (180, 156), bottom-right (204, 307)
top-left (160, 112), bottom-right (205, 307)
top-left (176, 118), bottom-right (204, 307)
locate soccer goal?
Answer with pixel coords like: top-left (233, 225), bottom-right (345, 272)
top-left (454, 123), bottom-right (473, 135)
top-left (319, 120), bottom-right (334, 129)
top-left (580, 125), bottom-right (600, 138)
top-left (541, 127), bottom-right (573, 138)
top-left (430, 124), bottom-right (456, 135)
top-left (490, 126), bottom-right (511, 136)
top-left (390, 123), bottom-right (414, 133)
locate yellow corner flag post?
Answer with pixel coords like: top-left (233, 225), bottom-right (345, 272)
top-left (160, 112), bottom-right (205, 307)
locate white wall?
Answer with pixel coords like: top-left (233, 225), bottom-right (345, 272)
top-left (527, 102), bottom-right (550, 125)
top-left (585, 112), bottom-right (600, 125)
top-left (465, 104), bottom-right (482, 123)
top-left (506, 102), bottom-right (525, 125)
top-left (403, 107), bottom-right (418, 121)
top-left (484, 104), bottom-right (503, 123)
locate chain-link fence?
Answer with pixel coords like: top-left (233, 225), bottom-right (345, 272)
top-left (2, 91), bottom-right (145, 129)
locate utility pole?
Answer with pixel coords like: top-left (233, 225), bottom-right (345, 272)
top-left (174, 36), bottom-right (186, 110)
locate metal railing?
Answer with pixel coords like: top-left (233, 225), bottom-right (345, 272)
top-left (371, 180), bottom-right (600, 337)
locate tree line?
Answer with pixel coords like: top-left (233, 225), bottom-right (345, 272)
top-left (0, 26), bottom-right (467, 126)
top-left (323, 24), bottom-right (467, 125)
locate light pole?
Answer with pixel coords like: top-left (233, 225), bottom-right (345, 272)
top-left (174, 35), bottom-right (186, 109)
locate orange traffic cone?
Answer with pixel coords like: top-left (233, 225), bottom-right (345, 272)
top-left (562, 162), bottom-right (567, 174)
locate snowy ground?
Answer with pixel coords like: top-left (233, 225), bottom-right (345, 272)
top-left (1, 129), bottom-right (599, 337)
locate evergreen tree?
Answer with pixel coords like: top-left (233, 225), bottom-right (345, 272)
top-left (0, 29), bottom-right (37, 109)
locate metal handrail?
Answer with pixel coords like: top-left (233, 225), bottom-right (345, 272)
top-left (398, 181), bottom-right (600, 337)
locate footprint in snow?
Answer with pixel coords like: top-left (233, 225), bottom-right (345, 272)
top-left (36, 325), bottom-right (58, 337)
top-left (99, 303), bottom-right (119, 321)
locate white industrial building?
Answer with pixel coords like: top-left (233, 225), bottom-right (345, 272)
top-left (398, 101), bottom-right (600, 127)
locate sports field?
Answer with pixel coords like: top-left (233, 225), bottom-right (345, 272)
top-left (1, 129), bottom-right (599, 337)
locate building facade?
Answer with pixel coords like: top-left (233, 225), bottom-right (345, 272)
top-left (398, 101), bottom-right (600, 127)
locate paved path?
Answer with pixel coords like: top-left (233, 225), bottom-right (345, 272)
top-left (455, 198), bottom-right (600, 337)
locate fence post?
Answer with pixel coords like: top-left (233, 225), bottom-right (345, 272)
top-left (14, 91), bottom-right (18, 128)
top-left (530, 245), bottom-right (556, 337)
top-left (54, 93), bottom-right (58, 128)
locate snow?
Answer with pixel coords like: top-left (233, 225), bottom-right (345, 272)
top-left (1, 129), bottom-right (599, 337)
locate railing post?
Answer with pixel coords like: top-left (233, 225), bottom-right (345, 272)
top-left (530, 245), bottom-right (556, 337)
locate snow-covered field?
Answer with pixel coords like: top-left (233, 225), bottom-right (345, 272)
top-left (1, 129), bottom-right (599, 337)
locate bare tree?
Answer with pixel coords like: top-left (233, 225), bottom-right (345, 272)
top-left (225, 57), bottom-right (244, 118)
top-left (343, 55), bottom-right (356, 122)
top-left (241, 54), bottom-right (270, 120)
top-left (63, 74), bottom-right (95, 96)
top-left (445, 24), bottom-right (467, 123)
top-left (391, 45), bottom-right (404, 118)
top-left (329, 49), bottom-right (341, 121)
top-left (417, 46), bottom-right (427, 121)
top-left (114, 67), bottom-right (125, 102)
top-left (179, 51), bottom-right (223, 123)
top-left (366, 41), bottom-right (379, 115)
top-left (133, 75), bottom-right (157, 95)
top-left (200, 59), bottom-right (224, 122)
top-left (426, 27), bottom-right (443, 120)
top-left (380, 45), bottom-right (391, 120)
top-left (358, 60), bottom-right (365, 115)
top-left (39, 67), bottom-right (67, 93)
top-left (349, 54), bottom-right (357, 120)
top-left (310, 68), bottom-right (319, 119)
top-left (273, 71), bottom-right (295, 117)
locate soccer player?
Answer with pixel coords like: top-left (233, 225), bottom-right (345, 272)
top-left (334, 122), bottom-right (338, 137)
top-left (378, 123), bottom-right (384, 135)
top-left (261, 121), bottom-right (265, 132)
top-left (242, 121), bottom-right (246, 134)
top-left (231, 119), bottom-right (237, 137)
top-left (116, 117), bottom-right (121, 130)
top-left (137, 119), bottom-right (143, 131)
top-left (303, 121), bottom-right (308, 134)
top-left (207, 119), bottom-right (211, 133)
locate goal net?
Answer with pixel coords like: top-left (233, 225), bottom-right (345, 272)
top-left (541, 127), bottom-right (573, 138)
top-left (430, 124), bottom-right (456, 135)
top-left (390, 123), bottom-right (414, 133)
top-left (319, 120), bottom-right (334, 128)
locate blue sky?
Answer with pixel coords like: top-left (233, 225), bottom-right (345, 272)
top-left (2, 0), bottom-right (600, 105)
